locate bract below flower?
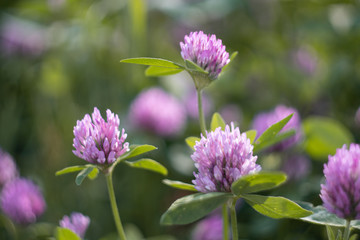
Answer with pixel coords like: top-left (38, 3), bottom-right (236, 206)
top-left (0, 148), bottom-right (18, 186)
top-left (192, 123), bottom-right (261, 193)
top-left (0, 178), bottom-right (46, 225)
top-left (320, 144), bottom-right (360, 220)
top-left (72, 107), bottom-right (129, 164)
top-left (180, 31), bottom-right (230, 81)
top-left (60, 212), bottom-right (90, 238)
top-left (129, 87), bottom-right (186, 137)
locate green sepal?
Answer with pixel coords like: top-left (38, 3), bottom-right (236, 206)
top-left (298, 202), bottom-right (360, 229)
top-left (55, 165), bottom-right (87, 176)
top-left (160, 192), bottom-right (233, 225)
top-left (125, 158), bottom-right (168, 176)
top-left (210, 112), bottom-right (226, 131)
top-left (120, 57), bottom-right (184, 69)
top-left (244, 130), bottom-right (257, 144)
top-left (231, 171), bottom-right (287, 195)
top-left (145, 66), bottom-right (184, 77)
top-left (184, 60), bottom-right (208, 74)
top-left (185, 136), bottom-right (200, 150)
top-left (253, 114), bottom-right (293, 153)
top-left (242, 194), bottom-right (312, 219)
top-left (162, 179), bottom-right (197, 192)
top-left (55, 227), bottom-right (81, 240)
top-left (117, 144), bottom-right (157, 163)
top-left (75, 166), bottom-right (96, 186)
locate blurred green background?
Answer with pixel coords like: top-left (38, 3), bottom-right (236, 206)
top-left (1, 0), bottom-right (360, 239)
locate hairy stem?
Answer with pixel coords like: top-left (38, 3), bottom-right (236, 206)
top-left (230, 199), bottom-right (238, 240)
top-left (222, 203), bottom-right (229, 240)
top-left (197, 89), bottom-right (207, 136)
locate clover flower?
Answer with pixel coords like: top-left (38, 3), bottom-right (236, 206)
top-left (60, 212), bottom-right (90, 238)
top-left (73, 107), bottom-right (129, 165)
top-left (0, 178), bottom-right (46, 225)
top-left (192, 213), bottom-right (223, 240)
top-left (192, 123), bottom-right (261, 193)
top-left (320, 144), bottom-right (360, 220)
top-left (180, 31), bottom-right (230, 80)
top-left (129, 87), bottom-right (186, 137)
top-left (252, 105), bottom-right (302, 151)
top-left (0, 148), bottom-right (18, 186)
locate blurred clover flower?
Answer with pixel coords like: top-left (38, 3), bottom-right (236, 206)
top-left (129, 87), bottom-right (186, 137)
top-left (0, 148), bottom-right (18, 186)
top-left (180, 31), bottom-right (230, 81)
top-left (191, 213), bottom-right (223, 240)
top-left (192, 123), bottom-right (261, 193)
top-left (281, 155), bottom-right (311, 181)
top-left (73, 107), bottom-right (129, 165)
top-left (292, 47), bottom-right (318, 76)
top-left (60, 212), bottom-right (90, 238)
top-left (252, 105), bottom-right (302, 151)
top-left (320, 144), bottom-right (360, 220)
top-left (0, 178), bottom-right (46, 225)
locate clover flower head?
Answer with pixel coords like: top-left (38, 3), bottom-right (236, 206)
top-left (129, 87), bottom-right (186, 137)
top-left (192, 213), bottom-right (223, 240)
top-left (252, 105), bottom-right (302, 151)
top-left (180, 31), bottom-right (230, 80)
top-left (320, 144), bottom-right (360, 220)
top-left (60, 212), bottom-right (90, 238)
top-left (0, 178), bottom-right (46, 225)
top-left (0, 148), bottom-right (18, 186)
top-left (72, 107), bottom-right (129, 164)
top-left (192, 123), bottom-right (261, 193)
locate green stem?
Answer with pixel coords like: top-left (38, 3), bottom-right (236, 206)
top-left (222, 204), bottom-right (229, 240)
top-left (230, 199), bottom-right (238, 240)
top-left (105, 172), bottom-right (127, 240)
top-left (197, 89), bottom-right (206, 136)
top-left (343, 219), bottom-right (351, 240)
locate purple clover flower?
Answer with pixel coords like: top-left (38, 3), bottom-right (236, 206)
top-left (320, 144), bottom-right (360, 220)
top-left (252, 105), bottom-right (302, 151)
top-left (180, 31), bottom-right (230, 80)
top-left (192, 123), bottom-right (261, 193)
top-left (129, 87), bottom-right (186, 137)
top-left (0, 178), bottom-right (46, 225)
top-left (60, 212), bottom-right (90, 238)
top-left (192, 213), bottom-right (224, 240)
top-left (0, 148), bottom-right (18, 186)
top-left (73, 107), bottom-right (129, 165)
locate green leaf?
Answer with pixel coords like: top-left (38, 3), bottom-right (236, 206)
top-left (326, 225), bottom-right (336, 240)
top-left (120, 57), bottom-right (183, 69)
top-left (184, 60), bottom-right (208, 74)
top-left (125, 158), bottom-right (168, 176)
top-left (245, 130), bottom-right (257, 144)
top-left (253, 114), bottom-right (293, 152)
top-left (56, 227), bottom-right (81, 240)
top-left (160, 192), bottom-right (233, 225)
top-left (118, 144), bottom-right (157, 162)
top-left (336, 230), bottom-right (342, 240)
top-left (162, 179), bottom-right (197, 192)
top-left (210, 112), bottom-right (226, 131)
top-left (253, 130), bottom-right (295, 153)
top-left (298, 202), bottom-right (360, 230)
top-left (55, 165), bottom-right (87, 176)
top-left (303, 117), bottom-right (353, 161)
top-left (87, 167), bottom-right (99, 180)
top-left (242, 194), bottom-right (312, 219)
top-left (222, 51), bottom-right (238, 72)
top-left (231, 171), bottom-right (287, 195)
top-left (185, 136), bottom-right (200, 150)
top-left (350, 234), bottom-right (358, 240)
top-left (75, 166), bottom-right (95, 186)
top-left (145, 66), bottom-right (184, 77)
